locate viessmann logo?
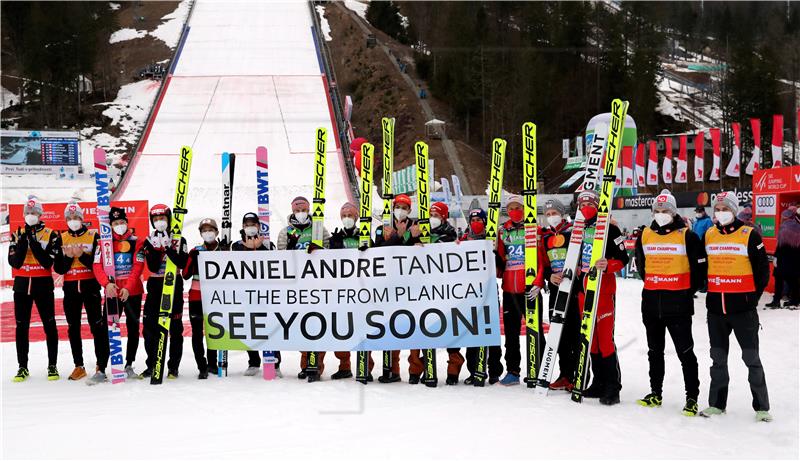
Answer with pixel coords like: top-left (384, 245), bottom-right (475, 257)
top-left (647, 275), bottom-right (680, 283)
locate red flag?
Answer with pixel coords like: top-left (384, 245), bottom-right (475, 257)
top-left (621, 145), bottom-right (634, 187)
top-left (646, 140), bottom-right (658, 186)
top-left (694, 131), bottom-right (705, 182)
top-left (663, 137), bottom-right (673, 184)
top-left (635, 143), bottom-right (646, 187)
top-left (709, 128), bottom-right (721, 181)
top-left (746, 118), bottom-right (761, 175)
top-left (772, 114), bottom-right (784, 168)
top-left (676, 135), bottom-right (688, 183)
top-left (725, 122), bottom-right (741, 177)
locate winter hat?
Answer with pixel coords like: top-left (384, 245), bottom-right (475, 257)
top-left (291, 196), bottom-right (310, 208)
top-left (64, 201), bottom-right (84, 219)
top-left (394, 194), bottom-right (412, 208)
top-left (23, 195), bottom-right (43, 215)
top-left (468, 208), bottom-right (487, 223)
top-left (430, 202), bottom-right (449, 220)
top-left (652, 189), bottom-right (677, 215)
top-left (577, 189), bottom-right (599, 205)
top-left (544, 199), bottom-right (567, 216)
top-left (694, 205), bottom-right (706, 214)
top-left (242, 212), bottom-right (259, 224)
top-left (109, 207), bottom-right (128, 222)
top-left (505, 194), bottom-right (523, 207)
top-left (713, 191), bottom-right (739, 215)
top-left (198, 218), bottom-right (218, 231)
top-left (340, 202), bottom-right (358, 216)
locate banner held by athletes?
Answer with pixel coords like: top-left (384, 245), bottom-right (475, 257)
top-left (199, 240), bottom-right (500, 351)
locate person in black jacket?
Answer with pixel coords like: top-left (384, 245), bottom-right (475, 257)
top-left (700, 192), bottom-right (771, 422)
top-left (768, 206), bottom-right (800, 308)
top-left (634, 190), bottom-right (703, 416)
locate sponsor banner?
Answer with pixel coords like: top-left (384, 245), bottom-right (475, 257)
top-left (754, 194), bottom-right (777, 216)
top-left (755, 216), bottom-right (775, 238)
top-left (9, 200), bottom-right (149, 236)
top-left (613, 188), bottom-right (753, 210)
top-left (199, 240), bottom-right (501, 351)
top-left (753, 165), bottom-right (800, 194)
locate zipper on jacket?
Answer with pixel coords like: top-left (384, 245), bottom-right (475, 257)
top-left (27, 277), bottom-right (32, 296)
top-left (722, 293), bottom-right (727, 315)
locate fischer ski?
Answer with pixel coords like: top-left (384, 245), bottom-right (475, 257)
top-left (535, 122), bottom-right (607, 393)
top-left (256, 146), bottom-right (277, 380)
top-left (381, 117), bottom-right (395, 378)
top-left (572, 99), bottom-right (629, 403)
top-left (93, 148), bottom-right (126, 384)
top-left (415, 141), bottom-right (436, 387)
top-left (356, 142), bottom-right (374, 384)
top-left (522, 122), bottom-right (541, 388)
top-left (218, 151), bottom-right (235, 377)
top-left (152, 146), bottom-right (194, 384)
top-left (306, 128), bottom-right (327, 380)
top-left (474, 138), bottom-right (506, 387)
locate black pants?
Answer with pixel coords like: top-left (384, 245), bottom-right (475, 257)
top-left (774, 272), bottom-right (800, 304)
top-left (465, 345), bottom-right (503, 379)
top-left (547, 282), bottom-right (580, 380)
top-left (707, 311), bottom-right (769, 411)
top-left (143, 278), bottom-right (184, 372)
top-left (103, 294), bottom-right (143, 369)
top-left (63, 281), bottom-right (108, 369)
top-left (14, 287), bottom-right (58, 368)
top-left (189, 300), bottom-right (215, 372)
top-left (642, 310), bottom-right (699, 399)
top-left (502, 291), bottom-right (546, 376)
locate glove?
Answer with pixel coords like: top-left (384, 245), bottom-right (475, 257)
top-left (358, 244), bottom-right (369, 252)
top-left (307, 242), bottom-right (322, 254)
top-left (287, 233), bottom-right (300, 250)
top-left (526, 286), bottom-right (541, 302)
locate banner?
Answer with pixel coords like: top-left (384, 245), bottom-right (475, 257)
top-left (726, 122), bottom-right (741, 178)
top-left (562, 139), bottom-right (570, 159)
top-left (694, 131), bottom-right (705, 182)
top-left (614, 188), bottom-right (753, 210)
top-left (746, 118), bottom-right (761, 175)
top-left (772, 114), bottom-right (783, 168)
top-left (663, 137), bottom-right (673, 184)
top-left (198, 240), bottom-right (501, 351)
top-left (621, 145), bottom-right (634, 187)
top-left (709, 128), bottom-right (721, 181)
top-left (676, 135), bottom-right (688, 183)
top-left (9, 200), bottom-right (149, 236)
top-left (575, 136), bottom-right (583, 157)
top-left (646, 140), bottom-right (658, 186)
top-left (635, 143), bottom-right (646, 187)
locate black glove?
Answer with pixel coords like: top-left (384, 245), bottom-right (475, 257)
top-left (307, 242), bottom-right (322, 254)
top-left (287, 233), bottom-right (300, 250)
top-left (358, 244), bottom-right (369, 252)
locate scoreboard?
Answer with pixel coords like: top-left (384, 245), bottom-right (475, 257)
top-left (40, 136), bottom-right (80, 165)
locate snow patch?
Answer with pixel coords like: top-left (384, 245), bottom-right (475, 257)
top-left (1, 86), bottom-right (19, 108)
top-left (97, 80), bottom-right (159, 148)
top-left (150, 0), bottom-right (191, 49)
top-left (343, 0), bottom-right (369, 22)
top-left (108, 2), bottom-right (121, 11)
top-left (108, 28), bottom-right (147, 44)
top-left (316, 5), bottom-right (333, 41)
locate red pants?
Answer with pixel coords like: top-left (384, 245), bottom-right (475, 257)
top-left (577, 285), bottom-right (617, 358)
top-left (408, 349), bottom-right (465, 376)
top-left (300, 351), bottom-right (375, 373)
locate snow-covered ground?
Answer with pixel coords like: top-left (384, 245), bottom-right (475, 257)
top-left (1, 86), bottom-right (19, 108)
top-left (343, 0), bottom-right (369, 22)
top-left (107, 0), bottom-right (191, 48)
top-left (1, 279), bottom-right (797, 460)
top-left (317, 5), bottom-right (333, 41)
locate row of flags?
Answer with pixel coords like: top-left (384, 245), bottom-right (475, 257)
top-left (616, 114), bottom-right (790, 188)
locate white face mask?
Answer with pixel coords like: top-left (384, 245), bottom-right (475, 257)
top-left (430, 217), bottom-right (442, 229)
top-left (24, 214), bottom-right (39, 226)
top-left (715, 211), bottom-right (734, 226)
top-left (342, 217), bottom-right (356, 229)
top-left (294, 211), bottom-right (309, 224)
top-left (654, 213), bottom-right (673, 227)
top-left (67, 219), bottom-right (83, 231)
top-left (394, 208), bottom-right (409, 221)
top-left (154, 220), bottom-right (168, 232)
top-left (113, 223), bottom-right (128, 235)
top-left (244, 226), bottom-right (259, 237)
top-left (695, 213), bottom-right (704, 219)
top-left (546, 215), bottom-right (562, 228)
top-left (202, 231), bottom-right (217, 243)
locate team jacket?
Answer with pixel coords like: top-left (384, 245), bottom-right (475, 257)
top-left (575, 217), bottom-right (628, 295)
top-left (430, 221), bottom-right (457, 243)
top-left (374, 217), bottom-right (420, 247)
top-left (92, 229), bottom-right (146, 296)
top-left (496, 220), bottom-right (544, 294)
top-left (183, 241), bottom-right (224, 302)
top-left (141, 234), bottom-right (188, 278)
top-left (8, 223), bottom-right (60, 294)
top-left (701, 219), bottom-right (770, 315)
top-left (330, 226), bottom-right (370, 249)
top-left (541, 220), bottom-right (573, 284)
top-left (634, 217), bottom-right (705, 317)
top-left (277, 214), bottom-right (331, 250)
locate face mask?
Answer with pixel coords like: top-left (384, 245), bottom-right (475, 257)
top-left (113, 223), bottom-right (128, 235)
top-left (244, 226), bottom-right (259, 237)
top-left (342, 217), bottom-right (356, 229)
top-left (154, 220), bottom-right (168, 232)
top-left (715, 211), bottom-right (734, 226)
top-left (546, 215), bottom-right (562, 228)
top-left (654, 213), bottom-right (672, 227)
top-left (67, 219), bottom-right (82, 232)
top-left (202, 231), bottom-right (217, 243)
top-left (394, 208), bottom-right (409, 221)
top-left (24, 214), bottom-right (39, 226)
top-left (294, 211), bottom-right (309, 224)
top-left (430, 217), bottom-right (442, 229)
top-left (580, 206), bottom-right (597, 221)
top-left (470, 221), bottom-right (485, 235)
top-left (695, 213), bottom-right (704, 219)
top-left (508, 209), bottom-right (523, 223)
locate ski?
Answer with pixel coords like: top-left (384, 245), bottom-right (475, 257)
top-left (307, 128), bottom-right (327, 378)
top-left (535, 122), bottom-right (606, 394)
top-left (356, 142), bottom-right (374, 384)
top-left (256, 146), bottom-right (277, 380)
top-left (572, 99), bottom-right (629, 403)
top-left (473, 138), bottom-right (506, 387)
top-left (523, 122), bottom-right (541, 388)
top-left (93, 148), bottom-right (126, 384)
top-left (381, 117), bottom-right (394, 377)
top-left (152, 145), bottom-right (194, 384)
top-left (415, 141), bottom-right (436, 386)
top-left (218, 151), bottom-right (235, 377)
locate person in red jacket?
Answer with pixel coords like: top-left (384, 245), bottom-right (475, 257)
top-left (573, 189), bottom-right (629, 405)
top-left (496, 194), bottom-right (545, 386)
top-left (53, 201), bottom-right (106, 383)
top-left (92, 206), bottom-right (146, 379)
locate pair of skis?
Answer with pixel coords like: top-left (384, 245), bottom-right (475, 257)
top-left (380, 118), bottom-right (396, 381)
top-left (305, 128), bottom-right (328, 381)
top-left (356, 140), bottom-right (375, 384)
top-left (218, 152), bottom-right (235, 377)
top-left (415, 141), bottom-right (437, 387)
